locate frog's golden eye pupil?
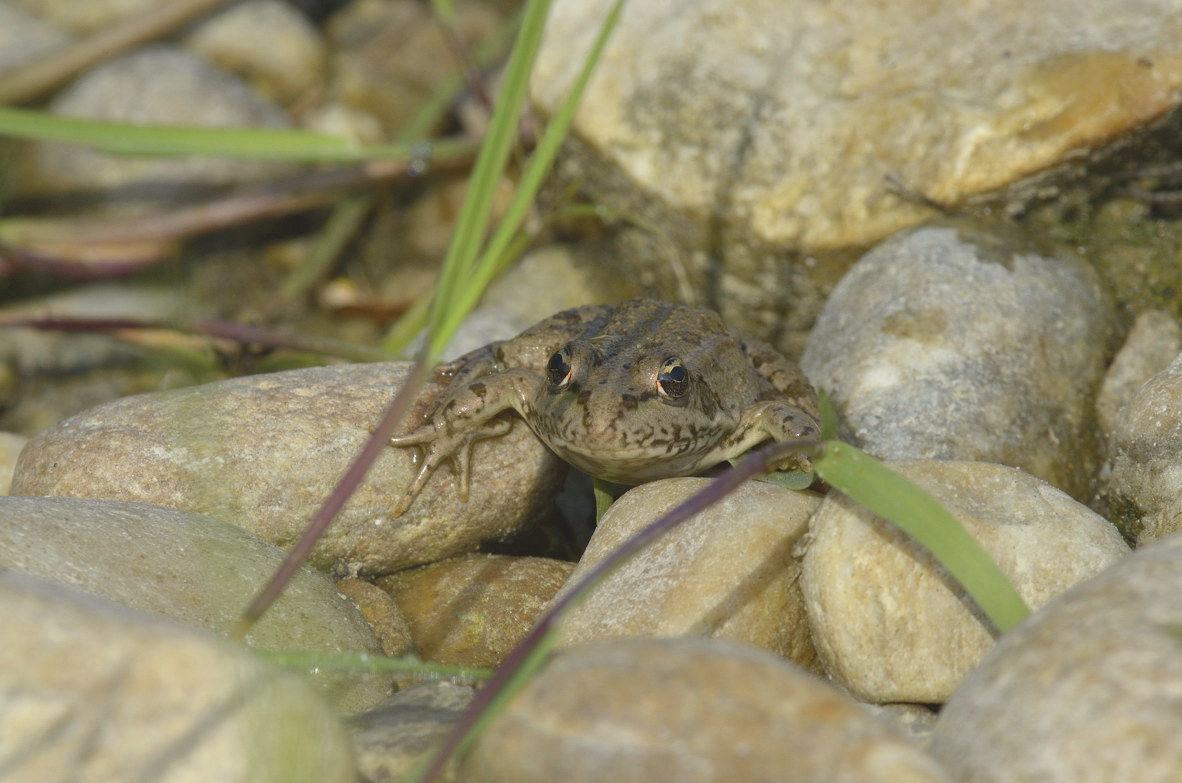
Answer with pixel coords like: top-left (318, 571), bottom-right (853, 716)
top-left (547, 349), bottom-right (572, 387)
top-left (657, 358), bottom-right (690, 398)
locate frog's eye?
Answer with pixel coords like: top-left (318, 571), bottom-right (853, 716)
top-left (547, 347), bottom-right (573, 388)
top-left (657, 357), bottom-right (690, 399)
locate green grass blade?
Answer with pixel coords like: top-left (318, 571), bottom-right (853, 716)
top-left (279, 193), bottom-right (372, 299)
top-left (429, 0), bottom-right (457, 26)
top-left (418, 0), bottom-right (553, 360)
top-left (0, 106), bottom-right (473, 163)
top-left (593, 477), bottom-right (615, 521)
top-left (814, 442), bottom-right (1030, 632)
top-left (258, 649), bottom-right (491, 683)
top-left (444, 0), bottom-right (626, 330)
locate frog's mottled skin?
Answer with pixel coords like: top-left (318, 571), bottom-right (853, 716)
top-left (388, 298), bottom-right (821, 516)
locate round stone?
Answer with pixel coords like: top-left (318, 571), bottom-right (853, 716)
top-left (11, 362), bottom-right (565, 575)
top-left (553, 478), bottom-right (821, 668)
top-left (0, 494), bottom-right (394, 711)
top-left (1105, 350), bottom-right (1182, 545)
top-left (461, 637), bottom-right (950, 783)
top-left (930, 532), bottom-right (1182, 782)
top-left (801, 459), bottom-right (1128, 703)
top-left (0, 570), bottom-right (356, 782)
top-left (800, 221), bottom-right (1117, 499)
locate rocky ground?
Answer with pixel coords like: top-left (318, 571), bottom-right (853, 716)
top-left (5, 1), bottom-right (1182, 782)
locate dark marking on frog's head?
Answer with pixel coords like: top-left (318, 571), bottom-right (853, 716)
top-left (531, 343), bottom-right (736, 479)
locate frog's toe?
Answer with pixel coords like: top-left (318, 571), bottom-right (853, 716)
top-left (388, 427), bottom-right (434, 447)
top-left (388, 492), bottom-right (414, 518)
top-left (387, 456), bottom-right (438, 517)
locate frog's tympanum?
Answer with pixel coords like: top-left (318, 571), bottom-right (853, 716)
top-left (389, 298), bottom-right (821, 516)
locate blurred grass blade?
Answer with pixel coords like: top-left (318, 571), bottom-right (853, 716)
top-left (429, 0), bottom-right (457, 26)
top-left (415, 0), bottom-right (555, 360)
top-left (259, 650), bottom-right (491, 684)
top-left (814, 442), bottom-right (1030, 632)
top-left (442, 0), bottom-right (627, 338)
top-left (0, 106), bottom-right (471, 163)
top-left (817, 388), bottom-right (839, 441)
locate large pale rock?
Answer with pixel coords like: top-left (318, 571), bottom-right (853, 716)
top-left (0, 495), bottom-right (394, 711)
top-left (551, 478), bottom-right (821, 668)
top-left (930, 532), bottom-right (1182, 783)
top-left (801, 221), bottom-right (1117, 499)
top-left (0, 570), bottom-right (355, 783)
top-left (533, 0), bottom-right (1182, 335)
top-left (11, 363), bottom-right (565, 575)
top-left (1105, 350), bottom-right (1182, 545)
top-left (460, 637), bottom-right (950, 783)
top-left (801, 460), bottom-right (1129, 703)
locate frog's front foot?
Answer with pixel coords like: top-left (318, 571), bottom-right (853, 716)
top-left (729, 401), bottom-right (822, 475)
top-left (386, 417), bottom-right (513, 517)
top-left (768, 406), bottom-right (821, 473)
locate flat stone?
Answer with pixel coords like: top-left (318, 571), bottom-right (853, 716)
top-left (0, 570), bottom-right (356, 782)
top-left (0, 495), bottom-right (393, 712)
top-left (552, 478), bottom-right (821, 669)
top-left (800, 221), bottom-right (1117, 499)
top-left (12, 362), bottom-right (565, 575)
top-left (801, 460), bottom-right (1129, 703)
top-left (930, 531), bottom-right (1182, 782)
top-left (460, 637), bottom-right (950, 783)
top-left (379, 553), bottom-right (574, 669)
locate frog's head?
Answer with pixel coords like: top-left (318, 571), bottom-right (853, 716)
top-left (528, 338), bottom-right (735, 484)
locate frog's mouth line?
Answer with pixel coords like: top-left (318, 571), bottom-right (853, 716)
top-left (544, 435), bottom-right (709, 462)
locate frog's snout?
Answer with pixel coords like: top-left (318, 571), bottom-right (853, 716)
top-left (791, 410), bottom-right (821, 441)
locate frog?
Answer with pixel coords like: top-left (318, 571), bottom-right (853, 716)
top-left (387, 298), bottom-right (821, 516)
